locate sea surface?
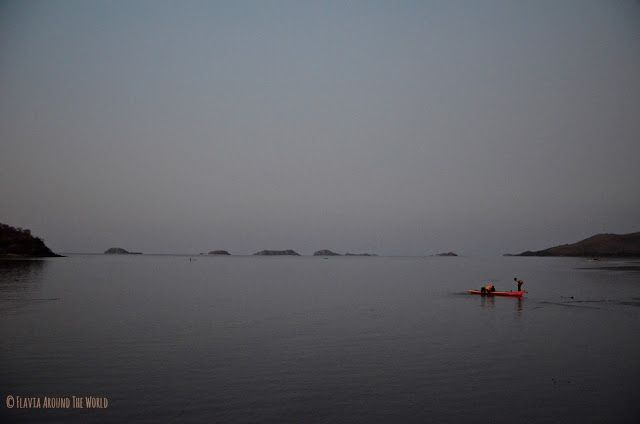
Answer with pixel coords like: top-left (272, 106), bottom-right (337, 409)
top-left (1, 255), bottom-right (639, 423)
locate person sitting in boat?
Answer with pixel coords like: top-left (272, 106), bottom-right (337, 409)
top-left (514, 277), bottom-right (524, 291)
top-left (480, 283), bottom-right (496, 294)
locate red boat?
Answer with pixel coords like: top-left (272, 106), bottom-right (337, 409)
top-left (468, 290), bottom-right (526, 297)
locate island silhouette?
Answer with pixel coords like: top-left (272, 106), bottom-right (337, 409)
top-left (104, 247), bottom-right (142, 255)
top-left (0, 222), bottom-right (61, 257)
top-left (511, 232), bottom-right (640, 257)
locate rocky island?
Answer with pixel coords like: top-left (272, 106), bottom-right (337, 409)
top-left (208, 250), bottom-right (231, 255)
top-left (512, 232), bottom-right (640, 257)
top-left (313, 249), bottom-right (341, 256)
top-left (434, 252), bottom-right (458, 257)
top-left (104, 247), bottom-right (142, 255)
top-left (345, 252), bottom-right (377, 256)
top-left (253, 249), bottom-right (300, 256)
top-left (0, 222), bottom-right (61, 257)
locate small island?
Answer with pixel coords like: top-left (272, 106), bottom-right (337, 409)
top-left (313, 249), bottom-right (341, 256)
top-left (345, 252), bottom-right (377, 256)
top-left (0, 222), bottom-right (62, 257)
top-left (253, 249), bottom-right (300, 256)
top-left (434, 252), bottom-right (458, 257)
top-left (208, 250), bottom-right (231, 255)
top-left (511, 232), bottom-right (640, 257)
top-left (104, 247), bottom-right (142, 255)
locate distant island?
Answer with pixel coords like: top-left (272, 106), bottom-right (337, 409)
top-left (345, 252), bottom-right (377, 256)
top-left (434, 252), bottom-right (458, 257)
top-left (511, 232), bottom-right (640, 257)
top-left (0, 222), bottom-right (61, 257)
top-left (208, 250), bottom-right (230, 255)
top-left (104, 247), bottom-right (142, 255)
top-left (253, 249), bottom-right (300, 256)
top-left (313, 249), bottom-right (340, 256)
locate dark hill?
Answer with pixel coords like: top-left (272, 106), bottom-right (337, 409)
top-left (514, 232), bottom-right (640, 257)
top-left (0, 222), bottom-right (61, 257)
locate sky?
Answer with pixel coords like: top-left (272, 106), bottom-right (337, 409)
top-left (1, 0), bottom-right (639, 255)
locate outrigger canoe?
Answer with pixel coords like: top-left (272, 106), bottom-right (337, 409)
top-left (468, 290), bottom-right (526, 297)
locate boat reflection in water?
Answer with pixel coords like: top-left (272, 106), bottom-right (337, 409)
top-left (480, 295), bottom-right (495, 308)
top-left (477, 291), bottom-right (524, 316)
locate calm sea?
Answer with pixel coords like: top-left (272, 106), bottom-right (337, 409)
top-left (1, 255), bottom-right (639, 423)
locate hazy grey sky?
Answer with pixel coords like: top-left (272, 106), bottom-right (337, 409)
top-left (1, 0), bottom-right (639, 255)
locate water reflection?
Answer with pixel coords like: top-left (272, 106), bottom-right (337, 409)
top-left (480, 295), bottom-right (495, 308)
top-left (0, 259), bottom-right (47, 311)
top-left (478, 294), bottom-right (523, 316)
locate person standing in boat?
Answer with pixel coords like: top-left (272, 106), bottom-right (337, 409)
top-left (514, 277), bottom-right (524, 291)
